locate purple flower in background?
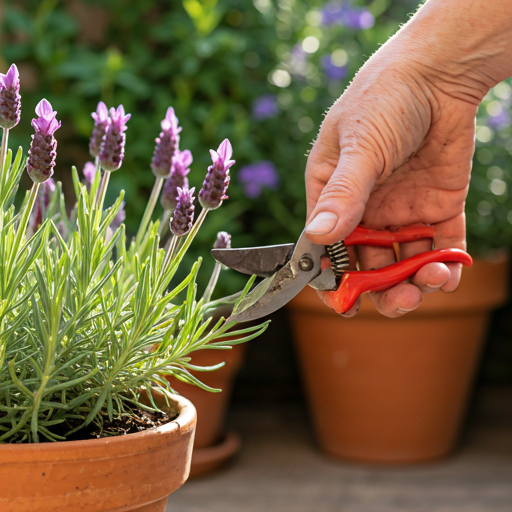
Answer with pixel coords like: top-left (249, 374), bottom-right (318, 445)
top-left (170, 186), bottom-right (195, 236)
top-left (83, 161), bottom-right (97, 189)
top-left (238, 161), bottom-right (279, 199)
top-left (151, 107), bottom-right (182, 177)
top-left (110, 200), bottom-right (126, 231)
top-left (322, 55), bottom-right (348, 81)
top-left (160, 149), bottom-right (192, 211)
top-left (345, 8), bottom-right (374, 29)
top-left (213, 231), bottom-right (231, 249)
top-left (288, 44), bottom-right (308, 77)
top-left (321, 1), bottom-right (374, 29)
top-left (89, 101), bottom-right (109, 158)
top-left (27, 99), bottom-right (61, 183)
top-left (488, 110), bottom-right (510, 130)
top-left (99, 105), bottom-right (130, 172)
top-left (29, 178), bottom-right (56, 232)
top-left (252, 94), bottom-right (279, 120)
top-left (0, 64), bottom-right (21, 129)
top-left (199, 139), bottom-right (234, 210)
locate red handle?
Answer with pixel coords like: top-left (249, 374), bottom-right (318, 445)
top-left (318, 248), bottom-right (473, 314)
top-left (344, 224), bottom-right (436, 247)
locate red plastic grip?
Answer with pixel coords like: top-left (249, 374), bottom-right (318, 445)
top-left (318, 248), bottom-right (473, 314)
top-left (344, 224), bottom-right (436, 247)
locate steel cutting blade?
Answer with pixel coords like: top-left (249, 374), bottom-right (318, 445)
top-left (211, 243), bottom-right (295, 278)
top-left (226, 231), bottom-right (326, 323)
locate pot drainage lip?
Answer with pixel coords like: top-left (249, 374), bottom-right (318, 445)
top-left (189, 430), bottom-right (241, 478)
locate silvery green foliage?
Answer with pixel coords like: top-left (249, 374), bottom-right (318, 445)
top-left (0, 149), bottom-right (266, 444)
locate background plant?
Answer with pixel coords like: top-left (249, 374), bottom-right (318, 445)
top-left (2, 0), bottom-right (510, 297)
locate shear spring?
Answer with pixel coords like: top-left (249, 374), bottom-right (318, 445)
top-left (327, 241), bottom-right (350, 277)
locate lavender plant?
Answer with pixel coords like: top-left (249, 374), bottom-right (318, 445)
top-left (0, 64), bottom-right (266, 444)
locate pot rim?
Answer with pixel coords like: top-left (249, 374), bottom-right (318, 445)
top-left (0, 391), bottom-right (195, 453)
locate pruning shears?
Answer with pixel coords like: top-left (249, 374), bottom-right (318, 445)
top-left (211, 224), bottom-right (473, 323)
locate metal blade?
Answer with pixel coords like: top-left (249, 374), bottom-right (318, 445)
top-left (211, 243), bottom-right (295, 278)
top-left (227, 231), bottom-right (326, 323)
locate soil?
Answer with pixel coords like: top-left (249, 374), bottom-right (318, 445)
top-left (45, 408), bottom-right (178, 442)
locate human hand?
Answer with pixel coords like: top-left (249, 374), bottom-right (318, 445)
top-left (305, 0), bottom-right (512, 317)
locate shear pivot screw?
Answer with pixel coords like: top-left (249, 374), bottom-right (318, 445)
top-left (299, 255), bottom-right (314, 272)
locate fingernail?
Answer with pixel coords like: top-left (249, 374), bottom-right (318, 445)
top-left (306, 212), bottom-right (338, 235)
top-left (397, 307), bottom-right (416, 313)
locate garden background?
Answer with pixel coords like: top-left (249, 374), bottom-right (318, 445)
top-left (1, 0), bottom-right (511, 390)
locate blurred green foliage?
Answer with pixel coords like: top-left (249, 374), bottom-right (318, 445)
top-left (1, 0), bottom-right (511, 294)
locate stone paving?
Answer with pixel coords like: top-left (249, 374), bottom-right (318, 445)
top-left (167, 389), bottom-right (512, 512)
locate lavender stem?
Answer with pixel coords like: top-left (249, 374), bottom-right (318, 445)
top-left (0, 128), bottom-right (9, 176)
top-left (135, 176), bottom-right (164, 248)
top-left (10, 182), bottom-right (40, 268)
top-left (96, 170), bottom-right (110, 210)
top-left (203, 261), bottom-right (222, 304)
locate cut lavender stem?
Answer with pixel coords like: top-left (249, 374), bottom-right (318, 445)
top-left (170, 186), bottom-right (195, 237)
top-left (198, 139), bottom-right (234, 210)
top-left (204, 231), bottom-right (232, 303)
top-left (99, 105), bottom-right (130, 172)
top-left (89, 101), bottom-right (109, 158)
top-left (160, 149), bottom-right (192, 211)
top-left (0, 64), bottom-right (21, 130)
top-left (27, 99), bottom-right (61, 184)
top-left (151, 107), bottom-right (181, 178)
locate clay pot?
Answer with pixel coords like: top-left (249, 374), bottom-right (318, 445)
top-left (166, 342), bottom-right (247, 477)
top-left (288, 253), bottom-right (509, 464)
top-left (0, 393), bottom-right (196, 512)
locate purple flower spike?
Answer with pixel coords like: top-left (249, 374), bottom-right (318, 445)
top-left (27, 99), bottom-right (61, 183)
top-left (151, 107), bottom-right (182, 177)
top-left (238, 161), bottom-right (280, 199)
top-left (0, 64), bottom-right (21, 129)
top-left (99, 105), bottom-right (131, 172)
top-left (89, 101), bottom-right (110, 158)
top-left (170, 186), bottom-right (195, 237)
top-left (198, 139), bottom-right (234, 210)
top-left (160, 149), bottom-right (192, 211)
top-left (213, 231), bottom-right (231, 249)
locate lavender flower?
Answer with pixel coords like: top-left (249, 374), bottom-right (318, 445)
top-left (151, 107), bottom-right (182, 177)
top-left (27, 99), bottom-right (61, 184)
top-left (252, 94), bottom-right (279, 120)
top-left (198, 139), bottom-right (234, 210)
top-left (83, 161), bottom-right (97, 189)
top-left (213, 231), bottom-right (231, 249)
top-left (170, 186), bottom-right (195, 236)
top-left (322, 55), bottom-right (348, 81)
top-left (238, 160), bottom-right (280, 199)
top-left (89, 101), bottom-right (109, 158)
top-left (99, 105), bottom-right (130, 172)
top-left (160, 149), bottom-right (192, 211)
top-left (0, 64), bottom-right (21, 129)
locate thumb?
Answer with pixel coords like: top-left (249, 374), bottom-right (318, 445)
top-left (305, 141), bottom-right (383, 246)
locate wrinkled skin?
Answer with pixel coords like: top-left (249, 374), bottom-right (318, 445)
top-left (305, 0), bottom-right (512, 318)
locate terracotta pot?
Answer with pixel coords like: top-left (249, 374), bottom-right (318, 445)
top-left (288, 253), bottom-right (509, 464)
top-left (0, 393), bottom-right (196, 512)
top-left (166, 342), bottom-right (246, 477)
